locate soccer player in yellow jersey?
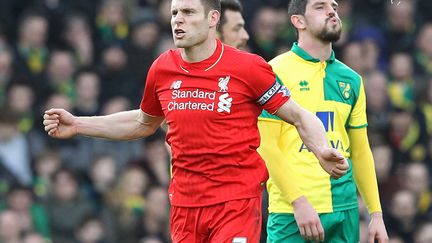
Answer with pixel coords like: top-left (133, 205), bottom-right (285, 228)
top-left (258, 0), bottom-right (389, 242)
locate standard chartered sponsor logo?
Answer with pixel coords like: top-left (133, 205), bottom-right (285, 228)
top-left (168, 75), bottom-right (233, 113)
top-left (217, 93), bottom-right (232, 113)
top-left (168, 100), bottom-right (214, 111)
top-left (168, 89), bottom-right (217, 111)
top-left (171, 89), bottom-right (216, 100)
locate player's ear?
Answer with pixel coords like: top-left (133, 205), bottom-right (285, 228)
top-left (208, 10), bottom-right (220, 28)
top-left (291, 15), bottom-right (306, 30)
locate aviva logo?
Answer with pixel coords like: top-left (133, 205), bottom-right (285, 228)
top-left (299, 80), bottom-right (310, 91)
top-left (316, 111), bottom-right (334, 132)
top-left (299, 111), bottom-right (345, 152)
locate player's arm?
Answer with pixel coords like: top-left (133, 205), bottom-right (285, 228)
top-left (258, 118), bottom-right (324, 242)
top-left (44, 108), bottom-right (164, 140)
top-left (274, 99), bottom-right (348, 178)
top-left (349, 127), bottom-right (388, 243)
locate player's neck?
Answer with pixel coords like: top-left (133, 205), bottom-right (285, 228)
top-left (297, 36), bottom-right (332, 62)
top-left (181, 36), bottom-right (217, 63)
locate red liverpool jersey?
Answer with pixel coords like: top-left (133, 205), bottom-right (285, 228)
top-left (140, 40), bottom-right (290, 206)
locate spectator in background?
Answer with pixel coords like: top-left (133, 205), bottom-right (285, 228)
top-left (75, 214), bottom-right (108, 243)
top-left (0, 47), bottom-right (13, 105)
top-left (156, 0), bottom-right (173, 35)
top-left (403, 162), bottom-right (432, 218)
top-left (129, 131), bottom-right (170, 189)
top-left (97, 45), bottom-right (134, 104)
top-left (6, 83), bottom-right (35, 134)
top-left (350, 26), bottom-right (387, 73)
top-left (95, 0), bottom-right (129, 48)
top-left (125, 15), bottom-right (160, 105)
top-left (139, 186), bottom-right (170, 242)
top-left (13, 11), bottom-right (49, 84)
top-left (43, 168), bottom-right (94, 243)
top-left (140, 235), bottom-right (164, 243)
top-left (85, 154), bottom-right (118, 211)
top-left (73, 70), bottom-right (101, 117)
top-left (387, 52), bottom-right (417, 111)
top-left (414, 221), bottom-right (432, 243)
top-left (62, 13), bottom-right (95, 68)
top-left (44, 49), bottom-right (77, 104)
top-left (0, 184), bottom-right (50, 240)
top-left (32, 149), bottom-right (61, 200)
top-left (0, 209), bottom-right (22, 243)
top-left (384, 0), bottom-right (418, 54)
top-left (372, 144), bottom-right (400, 208)
top-left (0, 106), bottom-right (32, 186)
top-left (342, 41), bottom-right (366, 75)
top-left (386, 189), bottom-right (418, 243)
top-left (364, 70), bottom-right (391, 142)
top-left (387, 108), bottom-right (426, 164)
top-left (388, 234), bottom-right (404, 243)
top-left (415, 23), bottom-right (432, 76)
top-left (142, 135), bottom-right (170, 188)
top-left (104, 165), bottom-right (149, 243)
top-left (22, 231), bottom-right (46, 243)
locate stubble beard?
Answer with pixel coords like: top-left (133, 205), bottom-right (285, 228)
top-left (317, 19), bottom-right (342, 43)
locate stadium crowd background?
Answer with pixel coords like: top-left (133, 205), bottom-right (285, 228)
top-left (0, 0), bottom-right (431, 242)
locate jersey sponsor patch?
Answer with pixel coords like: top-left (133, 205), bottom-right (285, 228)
top-left (217, 93), bottom-right (233, 113)
top-left (257, 81), bottom-right (282, 105)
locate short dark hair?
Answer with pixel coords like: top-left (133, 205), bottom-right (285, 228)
top-left (201, 0), bottom-right (222, 14)
top-left (217, 0), bottom-right (243, 32)
top-left (288, 0), bottom-right (309, 36)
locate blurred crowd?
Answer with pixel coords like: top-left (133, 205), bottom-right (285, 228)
top-left (0, 0), bottom-right (431, 242)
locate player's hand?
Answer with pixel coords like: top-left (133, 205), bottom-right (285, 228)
top-left (43, 108), bottom-right (78, 139)
top-left (318, 148), bottom-right (349, 179)
top-left (368, 212), bottom-right (388, 243)
top-left (293, 196), bottom-right (324, 242)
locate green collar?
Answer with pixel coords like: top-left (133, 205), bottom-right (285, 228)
top-left (291, 42), bottom-right (335, 63)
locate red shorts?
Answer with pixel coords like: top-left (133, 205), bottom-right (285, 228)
top-left (170, 196), bottom-right (262, 243)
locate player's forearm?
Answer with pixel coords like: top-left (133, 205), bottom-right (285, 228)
top-left (274, 100), bottom-right (328, 159)
top-left (349, 128), bottom-right (382, 213)
top-left (76, 109), bottom-right (157, 140)
top-left (294, 110), bottom-right (329, 160)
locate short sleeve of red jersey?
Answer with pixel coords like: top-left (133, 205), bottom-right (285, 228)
top-left (140, 60), bottom-right (164, 117)
top-left (249, 55), bottom-right (291, 114)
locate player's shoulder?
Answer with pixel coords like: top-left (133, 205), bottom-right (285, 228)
top-left (332, 58), bottom-right (362, 84)
top-left (154, 49), bottom-right (178, 63)
top-left (268, 51), bottom-right (297, 69)
top-left (149, 49), bottom-right (179, 71)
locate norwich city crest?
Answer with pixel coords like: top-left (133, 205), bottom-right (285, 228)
top-left (337, 81), bottom-right (351, 100)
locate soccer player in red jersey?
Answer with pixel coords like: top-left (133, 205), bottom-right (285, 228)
top-left (43, 0), bottom-right (349, 242)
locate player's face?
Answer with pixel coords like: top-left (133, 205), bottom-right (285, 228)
top-left (219, 10), bottom-right (249, 49)
top-left (304, 0), bottom-right (342, 42)
top-left (171, 0), bottom-right (211, 48)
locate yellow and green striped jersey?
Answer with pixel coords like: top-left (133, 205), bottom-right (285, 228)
top-left (259, 43), bottom-right (367, 213)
